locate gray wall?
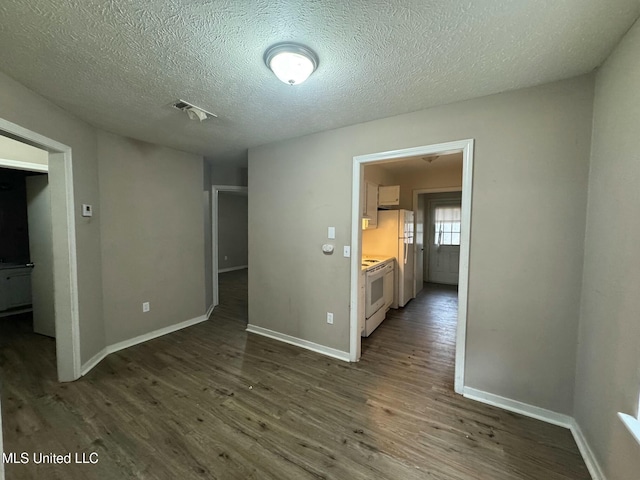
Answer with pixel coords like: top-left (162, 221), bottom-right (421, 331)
top-left (218, 193), bottom-right (248, 270)
top-left (0, 71), bottom-right (105, 363)
top-left (98, 131), bottom-right (205, 344)
top-left (210, 163), bottom-right (248, 187)
top-left (249, 75), bottom-right (594, 414)
top-left (573, 19), bottom-right (640, 479)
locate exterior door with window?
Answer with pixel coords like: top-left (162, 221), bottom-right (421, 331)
top-left (428, 201), bottom-right (461, 285)
top-left (414, 195), bottom-right (425, 296)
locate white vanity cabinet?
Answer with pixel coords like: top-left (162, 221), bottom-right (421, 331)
top-left (0, 267), bottom-right (32, 312)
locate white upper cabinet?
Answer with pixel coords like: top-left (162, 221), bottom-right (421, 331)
top-left (363, 181), bottom-right (378, 229)
top-left (378, 185), bottom-right (400, 207)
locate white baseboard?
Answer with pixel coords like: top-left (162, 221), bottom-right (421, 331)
top-left (569, 418), bottom-right (605, 480)
top-left (246, 324), bottom-right (350, 362)
top-left (80, 348), bottom-right (108, 376)
top-left (463, 387), bottom-right (604, 480)
top-left (218, 265), bottom-right (248, 273)
top-left (463, 387), bottom-right (572, 428)
top-left (107, 314), bottom-right (208, 355)
top-left (81, 313), bottom-right (209, 376)
top-left (205, 303), bottom-right (214, 319)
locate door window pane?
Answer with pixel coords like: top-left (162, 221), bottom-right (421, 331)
top-left (434, 206), bottom-right (461, 246)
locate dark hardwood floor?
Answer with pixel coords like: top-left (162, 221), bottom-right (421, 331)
top-left (0, 273), bottom-right (589, 479)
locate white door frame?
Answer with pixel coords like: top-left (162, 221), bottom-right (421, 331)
top-left (413, 189), bottom-right (463, 288)
top-left (350, 139), bottom-right (474, 394)
top-left (211, 185), bottom-right (248, 307)
top-left (0, 118), bottom-right (81, 382)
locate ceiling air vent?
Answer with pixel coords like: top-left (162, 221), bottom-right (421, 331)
top-left (171, 99), bottom-right (217, 122)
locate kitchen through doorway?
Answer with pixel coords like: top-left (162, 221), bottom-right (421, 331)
top-left (350, 139), bottom-right (474, 394)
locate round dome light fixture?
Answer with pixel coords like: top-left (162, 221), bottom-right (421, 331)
top-left (264, 43), bottom-right (319, 86)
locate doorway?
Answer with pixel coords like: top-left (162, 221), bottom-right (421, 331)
top-left (412, 188), bottom-right (463, 295)
top-left (211, 185), bottom-right (248, 308)
top-left (422, 193), bottom-right (463, 285)
top-left (0, 119), bottom-right (81, 382)
top-left (0, 167), bottom-right (55, 335)
top-left (350, 139), bottom-right (474, 394)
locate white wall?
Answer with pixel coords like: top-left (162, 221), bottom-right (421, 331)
top-left (249, 75), bottom-right (594, 414)
top-left (573, 18), bottom-right (640, 479)
top-left (98, 131), bottom-right (206, 345)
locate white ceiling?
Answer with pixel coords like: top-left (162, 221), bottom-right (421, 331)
top-left (0, 1), bottom-right (638, 166)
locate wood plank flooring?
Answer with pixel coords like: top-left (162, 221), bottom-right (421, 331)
top-left (0, 272), bottom-right (589, 479)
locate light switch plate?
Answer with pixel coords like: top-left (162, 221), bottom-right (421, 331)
top-left (82, 204), bottom-right (93, 217)
top-left (328, 227), bottom-right (336, 239)
top-left (343, 246), bottom-right (351, 257)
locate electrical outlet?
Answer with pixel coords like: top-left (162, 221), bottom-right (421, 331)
top-left (82, 204), bottom-right (93, 217)
top-left (327, 312), bottom-right (334, 324)
top-left (224, 255), bottom-right (228, 261)
top-left (143, 302), bottom-right (150, 313)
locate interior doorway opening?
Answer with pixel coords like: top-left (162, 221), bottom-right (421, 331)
top-left (211, 185), bottom-right (248, 309)
top-left (0, 167), bottom-right (54, 331)
top-left (0, 120), bottom-right (80, 383)
top-left (350, 139), bottom-right (474, 394)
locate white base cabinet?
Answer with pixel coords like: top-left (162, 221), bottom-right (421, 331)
top-left (0, 267), bottom-right (32, 312)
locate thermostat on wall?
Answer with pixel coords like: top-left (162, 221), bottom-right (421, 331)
top-left (82, 204), bottom-right (93, 217)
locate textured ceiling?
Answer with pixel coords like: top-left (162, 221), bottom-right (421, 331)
top-left (0, 1), bottom-right (638, 166)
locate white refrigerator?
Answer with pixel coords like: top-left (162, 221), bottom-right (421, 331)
top-left (363, 209), bottom-right (415, 307)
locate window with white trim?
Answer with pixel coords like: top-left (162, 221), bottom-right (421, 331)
top-left (434, 206), bottom-right (461, 246)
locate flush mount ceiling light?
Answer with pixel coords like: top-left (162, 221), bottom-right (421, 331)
top-left (264, 43), bottom-right (319, 85)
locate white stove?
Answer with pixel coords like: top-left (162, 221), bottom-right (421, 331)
top-left (361, 256), bottom-right (393, 271)
top-left (361, 258), bottom-right (381, 269)
top-left (360, 256), bottom-right (395, 337)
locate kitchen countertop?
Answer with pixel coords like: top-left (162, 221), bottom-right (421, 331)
top-left (361, 256), bottom-right (395, 271)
